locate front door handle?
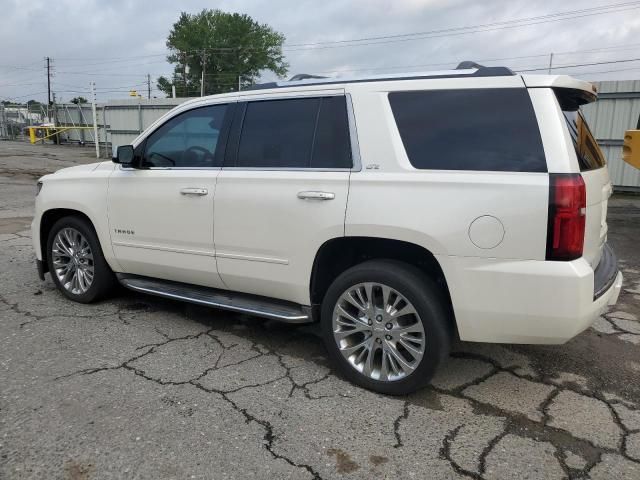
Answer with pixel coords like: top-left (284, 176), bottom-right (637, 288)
top-left (180, 188), bottom-right (208, 196)
top-left (297, 191), bottom-right (335, 201)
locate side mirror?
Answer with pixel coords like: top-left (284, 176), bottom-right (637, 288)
top-left (623, 130), bottom-right (640, 170)
top-left (114, 145), bottom-right (135, 166)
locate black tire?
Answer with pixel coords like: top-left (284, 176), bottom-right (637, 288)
top-left (46, 216), bottom-right (117, 303)
top-left (321, 259), bottom-right (451, 395)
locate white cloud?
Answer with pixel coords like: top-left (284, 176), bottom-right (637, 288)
top-left (1, 0), bottom-right (639, 102)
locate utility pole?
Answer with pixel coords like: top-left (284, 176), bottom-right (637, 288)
top-left (200, 51), bottom-right (206, 97)
top-left (547, 53), bottom-right (554, 75)
top-left (147, 74), bottom-right (151, 99)
top-left (45, 57), bottom-right (54, 121)
top-left (90, 82), bottom-right (99, 159)
top-left (45, 57), bottom-right (52, 106)
top-left (238, 75), bottom-right (241, 92)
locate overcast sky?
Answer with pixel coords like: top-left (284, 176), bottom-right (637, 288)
top-left (1, 0), bottom-right (640, 103)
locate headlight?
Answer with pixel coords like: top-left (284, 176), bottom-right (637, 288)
top-left (36, 181), bottom-right (43, 196)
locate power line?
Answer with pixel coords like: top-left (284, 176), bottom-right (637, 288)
top-left (3, 2), bottom-right (640, 100)
top-left (284, 1), bottom-right (640, 49)
top-left (569, 65), bottom-right (640, 76)
top-left (285, 6), bottom-right (640, 51)
top-left (3, 0), bottom-right (637, 71)
top-left (519, 57), bottom-right (640, 72)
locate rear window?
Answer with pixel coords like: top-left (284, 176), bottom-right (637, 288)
top-left (562, 110), bottom-right (606, 172)
top-left (388, 89), bottom-right (547, 172)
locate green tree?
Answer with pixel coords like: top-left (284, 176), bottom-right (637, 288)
top-left (70, 96), bottom-right (88, 104)
top-left (157, 9), bottom-right (288, 97)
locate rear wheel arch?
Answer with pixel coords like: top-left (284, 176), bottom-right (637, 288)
top-left (310, 236), bottom-right (454, 329)
top-left (320, 258), bottom-right (452, 394)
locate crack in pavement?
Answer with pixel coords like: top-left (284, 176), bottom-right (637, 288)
top-left (54, 327), bottom-right (323, 479)
top-left (5, 248), bottom-right (639, 479)
top-left (393, 400), bottom-right (410, 449)
top-left (439, 425), bottom-right (482, 479)
top-left (427, 351), bottom-right (640, 477)
top-left (27, 308), bottom-right (640, 479)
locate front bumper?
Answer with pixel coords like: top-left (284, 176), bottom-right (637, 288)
top-left (438, 246), bottom-right (622, 344)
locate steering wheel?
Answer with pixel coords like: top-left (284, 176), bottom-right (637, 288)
top-left (183, 145), bottom-right (214, 166)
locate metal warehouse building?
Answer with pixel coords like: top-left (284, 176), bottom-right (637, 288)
top-left (583, 80), bottom-right (640, 191)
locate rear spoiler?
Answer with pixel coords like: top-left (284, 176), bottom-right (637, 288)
top-left (521, 74), bottom-right (597, 108)
top-left (521, 74), bottom-right (597, 94)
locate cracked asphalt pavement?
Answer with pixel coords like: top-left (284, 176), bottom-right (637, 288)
top-left (1, 141), bottom-right (640, 479)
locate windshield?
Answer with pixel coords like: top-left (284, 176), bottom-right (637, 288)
top-left (563, 110), bottom-right (606, 171)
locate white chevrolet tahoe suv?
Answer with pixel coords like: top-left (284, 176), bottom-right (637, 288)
top-left (32, 63), bottom-right (623, 394)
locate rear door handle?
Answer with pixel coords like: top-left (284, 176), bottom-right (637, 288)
top-left (297, 191), bottom-right (335, 201)
top-left (180, 188), bottom-right (208, 196)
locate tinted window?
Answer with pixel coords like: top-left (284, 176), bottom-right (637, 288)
top-left (563, 110), bottom-right (606, 171)
top-left (238, 98), bottom-right (318, 168)
top-left (235, 96), bottom-right (352, 169)
top-left (388, 89), bottom-right (546, 172)
top-left (143, 104), bottom-right (227, 168)
top-left (312, 96), bottom-right (352, 168)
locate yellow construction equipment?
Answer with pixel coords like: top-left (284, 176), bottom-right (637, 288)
top-left (28, 126), bottom-right (94, 144)
top-left (623, 129), bottom-right (640, 170)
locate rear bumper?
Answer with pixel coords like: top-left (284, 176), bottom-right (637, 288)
top-left (594, 243), bottom-right (618, 300)
top-left (438, 247), bottom-right (622, 344)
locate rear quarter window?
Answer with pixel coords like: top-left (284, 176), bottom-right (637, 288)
top-left (388, 88), bottom-right (547, 172)
top-left (562, 110), bottom-right (606, 172)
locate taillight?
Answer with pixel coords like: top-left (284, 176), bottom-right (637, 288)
top-left (546, 174), bottom-right (586, 261)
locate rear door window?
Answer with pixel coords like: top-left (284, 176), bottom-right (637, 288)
top-left (234, 96), bottom-right (352, 169)
top-left (311, 96), bottom-right (352, 168)
top-left (388, 89), bottom-right (547, 172)
top-left (237, 98), bottom-right (318, 168)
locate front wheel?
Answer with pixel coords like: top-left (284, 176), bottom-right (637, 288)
top-left (46, 216), bottom-right (116, 303)
top-left (321, 260), bottom-right (451, 395)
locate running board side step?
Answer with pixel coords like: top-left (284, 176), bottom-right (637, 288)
top-left (117, 274), bottom-right (312, 324)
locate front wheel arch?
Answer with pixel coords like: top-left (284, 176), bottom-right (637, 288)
top-left (45, 215), bottom-right (116, 302)
top-left (39, 209), bottom-right (97, 275)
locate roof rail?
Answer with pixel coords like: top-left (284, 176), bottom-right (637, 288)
top-left (246, 62), bottom-right (515, 91)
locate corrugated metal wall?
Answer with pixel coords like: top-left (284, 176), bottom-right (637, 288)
top-left (104, 98), bottom-right (189, 151)
top-left (53, 103), bottom-right (107, 144)
top-left (582, 80), bottom-right (640, 190)
top-left (50, 98), bottom-right (190, 157)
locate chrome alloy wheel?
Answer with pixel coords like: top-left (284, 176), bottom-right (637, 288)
top-left (51, 227), bottom-right (95, 295)
top-left (332, 282), bottom-right (426, 382)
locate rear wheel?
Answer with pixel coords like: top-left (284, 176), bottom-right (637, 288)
top-left (46, 216), bottom-right (116, 303)
top-left (321, 260), bottom-right (451, 395)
